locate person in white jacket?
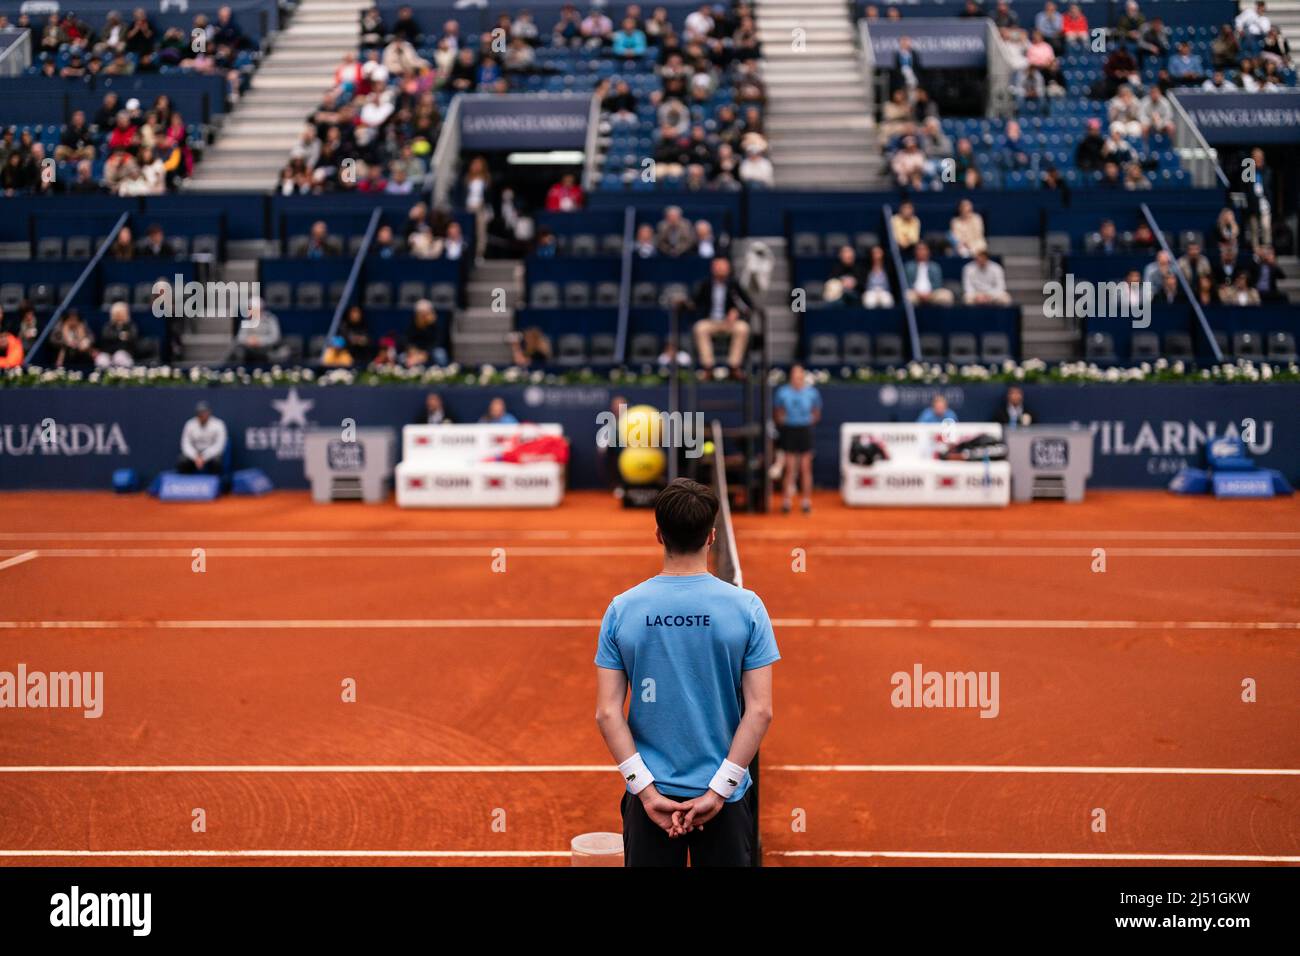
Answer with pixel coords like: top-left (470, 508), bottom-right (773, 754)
top-left (178, 402), bottom-right (227, 475)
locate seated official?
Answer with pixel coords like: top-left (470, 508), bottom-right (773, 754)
top-left (178, 401), bottom-right (227, 475)
top-left (690, 256), bottom-right (753, 379)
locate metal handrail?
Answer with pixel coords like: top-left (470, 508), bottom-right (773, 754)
top-left (319, 207), bottom-right (382, 355)
top-left (23, 211), bottom-right (130, 367)
top-left (614, 205), bottom-right (634, 363)
top-left (882, 203), bottom-right (922, 362)
top-left (1140, 202), bottom-right (1223, 363)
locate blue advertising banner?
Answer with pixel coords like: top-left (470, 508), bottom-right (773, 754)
top-left (868, 20), bottom-right (988, 69)
top-left (458, 94), bottom-right (592, 152)
top-left (1173, 91), bottom-right (1300, 144)
top-left (0, 383), bottom-right (1296, 491)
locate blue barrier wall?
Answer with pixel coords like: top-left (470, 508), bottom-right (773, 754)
top-left (0, 382), bottom-right (1295, 491)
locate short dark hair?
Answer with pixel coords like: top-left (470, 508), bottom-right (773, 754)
top-left (654, 478), bottom-right (719, 554)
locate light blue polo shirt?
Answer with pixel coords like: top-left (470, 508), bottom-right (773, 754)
top-left (595, 573), bottom-right (780, 802)
top-left (775, 383), bottom-right (822, 427)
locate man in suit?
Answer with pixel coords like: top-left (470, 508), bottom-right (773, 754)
top-left (303, 220), bottom-right (342, 258)
top-left (1251, 246), bottom-right (1288, 303)
top-left (904, 242), bottom-right (954, 306)
top-left (136, 223), bottom-right (174, 258)
top-left (690, 256), bottom-right (753, 378)
top-left (993, 385), bottom-right (1033, 428)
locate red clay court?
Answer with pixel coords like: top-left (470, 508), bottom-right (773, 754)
top-left (0, 489), bottom-right (1297, 866)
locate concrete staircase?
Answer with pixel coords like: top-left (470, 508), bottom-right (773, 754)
top-left (756, 0), bottom-right (883, 188)
top-left (987, 236), bottom-right (1079, 362)
top-left (1251, 0), bottom-right (1300, 48)
top-left (187, 0), bottom-right (364, 192)
top-left (452, 259), bottom-right (520, 366)
top-left (734, 236), bottom-right (799, 364)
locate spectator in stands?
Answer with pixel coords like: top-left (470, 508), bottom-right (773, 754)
top-left (1123, 162), bottom-right (1152, 191)
top-left (341, 305), bottom-right (374, 364)
top-left (629, 224), bottom-right (655, 259)
top-left (96, 302), bottom-right (139, 367)
top-left (321, 336), bottom-right (353, 368)
top-left (992, 0), bottom-right (1022, 40)
top-left (1236, 1), bottom-right (1271, 38)
top-left (1251, 246), bottom-right (1287, 303)
top-left (1201, 69), bottom-right (1237, 92)
top-left (441, 221), bottom-right (467, 261)
top-left (403, 299), bottom-right (449, 367)
top-left (1089, 220), bottom-right (1120, 255)
top-left (1167, 42), bottom-right (1206, 85)
top-left (178, 402), bottom-right (227, 476)
top-left (0, 322), bottom-right (22, 369)
top-left (824, 245), bottom-right (866, 306)
top-left (51, 311), bottom-right (95, 369)
top-left (1177, 240), bottom-right (1213, 284)
top-left (69, 160), bottom-right (104, 195)
top-left (1074, 118), bottom-right (1106, 173)
top-left (862, 247), bottom-right (895, 309)
top-left (108, 227), bottom-right (135, 261)
top-left (480, 397), bottom-right (519, 424)
top-left (1035, 2), bottom-right (1064, 49)
top-left (1214, 208), bottom-right (1241, 248)
top-left (1211, 24), bottom-right (1241, 68)
top-left (1136, 16), bottom-right (1169, 65)
top-left (510, 327), bottom-right (553, 368)
top-left (1260, 27), bottom-right (1291, 67)
top-left (417, 392), bottom-right (454, 425)
top-left (1140, 86), bottom-right (1175, 142)
top-left (1061, 3), bottom-right (1089, 47)
top-left (55, 111), bottom-right (96, 164)
top-left (581, 7), bottom-right (615, 48)
top-left (613, 17), bottom-right (647, 57)
top-left (137, 224), bottom-right (174, 259)
top-left (1192, 273), bottom-right (1216, 307)
top-left (994, 385), bottom-right (1033, 428)
top-left (1213, 238), bottom-right (1248, 285)
top-left (890, 135), bottom-right (926, 187)
top-left (656, 206), bottom-right (696, 256)
top-left (1098, 160), bottom-right (1124, 189)
top-left (1098, 43), bottom-right (1139, 98)
top-left (962, 249), bottom-right (1011, 306)
top-left (948, 200), bottom-right (988, 258)
top-left (125, 8), bottom-right (156, 60)
top-left (1115, 1), bottom-right (1145, 44)
top-left (690, 256), bottom-right (753, 379)
top-left (1108, 86), bottom-right (1144, 138)
top-left (1142, 249), bottom-right (1176, 287)
top-left (917, 394), bottom-right (957, 424)
top-left (231, 297), bottom-right (284, 365)
top-left (545, 173), bottom-right (584, 212)
top-left (304, 220), bottom-right (342, 258)
top-left (736, 142), bottom-right (772, 187)
top-left (904, 242), bottom-right (954, 306)
top-left (891, 202), bottom-right (921, 256)
top-left (1155, 270), bottom-right (1182, 305)
top-left (694, 220), bottom-right (719, 259)
top-left (1221, 271), bottom-right (1261, 307)
top-left (1240, 147), bottom-right (1274, 248)
top-left (371, 225), bottom-right (399, 259)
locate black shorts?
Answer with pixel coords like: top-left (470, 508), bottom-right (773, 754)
top-left (621, 786), bottom-right (756, 867)
top-left (778, 425), bottom-right (814, 454)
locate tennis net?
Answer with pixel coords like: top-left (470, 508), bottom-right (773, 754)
top-left (708, 420), bottom-right (761, 865)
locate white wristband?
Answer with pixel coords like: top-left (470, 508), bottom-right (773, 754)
top-left (708, 759), bottom-right (748, 799)
top-left (618, 753), bottom-right (655, 795)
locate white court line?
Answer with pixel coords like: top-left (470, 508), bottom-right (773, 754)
top-left (4, 545), bottom-right (1295, 560)
top-left (0, 550), bottom-right (38, 572)
top-left (0, 547), bottom-right (658, 559)
top-left (1, 617), bottom-right (1295, 631)
top-left (814, 546), bottom-right (1300, 558)
top-left (3, 529), bottom-right (1298, 542)
top-left (0, 849), bottom-right (1293, 862)
top-left (0, 849), bottom-right (570, 859)
top-left (770, 851), bottom-right (1300, 863)
top-left (1, 764), bottom-right (1296, 776)
top-left (768, 765), bottom-right (1300, 776)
